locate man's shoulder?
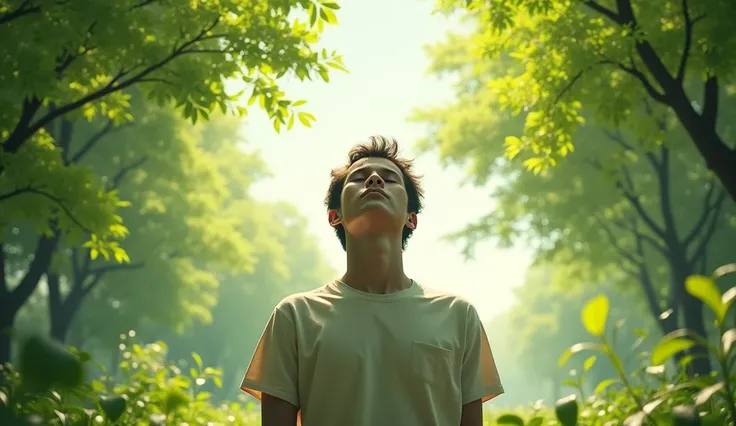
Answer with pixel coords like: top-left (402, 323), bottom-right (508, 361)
top-left (415, 282), bottom-right (477, 313)
top-left (272, 282), bottom-right (339, 318)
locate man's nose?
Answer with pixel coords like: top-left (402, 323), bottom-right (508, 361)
top-left (365, 172), bottom-right (385, 189)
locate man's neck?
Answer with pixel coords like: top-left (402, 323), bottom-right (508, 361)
top-left (342, 235), bottom-right (410, 294)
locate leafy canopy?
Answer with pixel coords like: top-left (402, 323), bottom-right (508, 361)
top-left (430, 0), bottom-right (736, 172)
top-left (0, 0), bottom-right (346, 254)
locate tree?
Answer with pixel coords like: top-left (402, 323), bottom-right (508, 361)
top-left (54, 100), bottom-right (264, 344)
top-left (0, 0), bottom-right (345, 362)
top-left (412, 31), bottom-right (736, 374)
top-left (432, 0), bottom-right (736, 200)
top-left (2, 99), bottom-right (259, 361)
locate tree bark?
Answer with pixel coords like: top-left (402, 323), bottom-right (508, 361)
top-left (0, 235), bottom-right (59, 364)
top-left (47, 273), bottom-right (83, 343)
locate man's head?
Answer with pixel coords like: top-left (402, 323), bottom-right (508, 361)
top-left (325, 136), bottom-right (424, 251)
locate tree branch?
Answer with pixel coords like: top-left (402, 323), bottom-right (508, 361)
top-left (616, 61), bottom-right (668, 104)
top-left (0, 186), bottom-right (93, 233)
top-left (689, 187), bottom-right (726, 265)
top-left (0, 0), bottom-right (40, 25)
top-left (675, 0), bottom-right (694, 83)
top-left (2, 97), bottom-right (42, 153)
top-left (683, 180), bottom-right (719, 247)
top-left (109, 156), bottom-right (148, 190)
top-left (8, 234), bottom-right (60, 311)
top-left (69, 120), bottom-right (113, 164)
top-left (5, 17), bottom-right (222, 153)
top-left (581, 1), bottom-right (624, 25)
top-left (596, 216), bottom-right (668, 334)
top-left (616, 164), bottom-right (667, 239)
top-left (701, 76), bottom-right (719, 130)
top-left (610, 217), bottom-right (669, 257)
top-left (83, 261), bottom-right (144, 296)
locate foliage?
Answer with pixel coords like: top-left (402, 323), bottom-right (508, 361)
top-left (430, 0), bottom-right (736, 200)
top-left (0, 0), bottom-right (346, 251)
top-left (505, 264), bottom-right (657, 400)
top-left (413, 21), bottom-right (736, 375)
top-left (0, 334), bottom-right (259, 426)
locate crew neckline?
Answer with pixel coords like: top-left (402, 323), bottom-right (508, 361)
top-left (331, 279), bottom-right (421, 302)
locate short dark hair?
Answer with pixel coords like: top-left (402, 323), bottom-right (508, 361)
top-left (325, 136), bottom-right (424, 251)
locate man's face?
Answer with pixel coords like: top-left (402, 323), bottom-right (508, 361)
top-left (329, 157), bottom-right (417, 237)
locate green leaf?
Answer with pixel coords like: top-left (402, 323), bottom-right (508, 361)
top-left (320, 7), bottom-right (339, 24)
top-left (298, 112), bottom-right (315, 127)
top-left (694, 382), bottom-right (724, 406)
top-left (594, 378), bottom-right (620, 394)
top-left (19, 336), bottom-right (84, 392)
top-left (555, 394), bottom-right (578, 426)
top-left (100, 396), bottom-right (127, 422)
top-left (559, 342), bottom-right (602, 367)
top-left (321, 2), bottom-right (340, 9)
top-left (282, 113), bottom-right (292, 131)
top-left (496, 413), bottom-right (524, 426)
top-left (308, 4), bottom-right (319, 27)
top-left (714, 263), bottom-right (736, 278)
top-left (192, 352), bottom-right (203, 369)
top-left (581, 294), bottom-right (609, 337)
top-left (722, 329), bottom-right (736, 354)
top-left (526, 418), bottom-right (543, 426)
top-left (583, 355), bottom-right (596, 372)
top-left (651, 337), bottom-right (695, 366)
top-left (686, 275), bottom-right (725, 323)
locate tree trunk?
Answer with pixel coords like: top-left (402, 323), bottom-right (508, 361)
top-left (0, 236), bottom-right (59, 364)
top-left (0, 304), bottom-right (13, 365)
top-left (666, 87), bottom-right (736, 202)
top-left (682, 291), bottom-right (711, 376)
top-left (47, 272), bottom-right (87, 344)
top-left (670, 257), bottom-right (712, 375)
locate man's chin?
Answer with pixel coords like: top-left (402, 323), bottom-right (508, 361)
top-left (343, 209), bottom-right (402, 235)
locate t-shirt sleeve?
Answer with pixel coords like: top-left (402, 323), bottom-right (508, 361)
top-left (461, 304), bottom-right (504, 404)
top-left (240, 307), bottom-right (300, 408)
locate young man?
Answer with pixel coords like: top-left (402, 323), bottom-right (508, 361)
top-left (240, 136), bottom-right (504, 426)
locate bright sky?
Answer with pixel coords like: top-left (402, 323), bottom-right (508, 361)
top-left (241, 0), bottom-right (533, 322)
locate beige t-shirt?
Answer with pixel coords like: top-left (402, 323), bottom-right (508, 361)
top-left (241, 280), bottom-right (504, 426)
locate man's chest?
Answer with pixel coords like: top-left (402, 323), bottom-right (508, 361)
top-left (294, 300), bottom-right (466, 383)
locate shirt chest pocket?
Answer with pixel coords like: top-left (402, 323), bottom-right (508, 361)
top-left (411, 341), bottom-right (453, 385)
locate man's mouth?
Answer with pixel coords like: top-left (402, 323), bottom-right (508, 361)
top-left (361, 189), bottom-right (388, 198)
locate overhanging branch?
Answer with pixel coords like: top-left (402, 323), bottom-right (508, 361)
top-left (0, 186), bottom-right (93, 233)
top-left (9, 17), bottom-right (223, 152)
top-left (109, 156), bottom-right (148, 190)
top-left (83, 261), bottom-right (144, 296)
top-left (0, 0), bottom-right (40, 25)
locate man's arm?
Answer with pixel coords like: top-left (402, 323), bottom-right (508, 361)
top-left (262, 394), bottom-right (299, 426)
top-left (460, 399), bottom-right (483, 426)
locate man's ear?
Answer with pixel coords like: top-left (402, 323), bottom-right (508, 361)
top-left (405, 212), bottom-right (418, 230)
top-left (328, 209), bottom-right (342, 227)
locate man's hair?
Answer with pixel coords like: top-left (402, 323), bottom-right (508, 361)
top-left (325, 135), bottom-right (424, 251)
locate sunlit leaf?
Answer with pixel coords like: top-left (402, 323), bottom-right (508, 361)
top-left (581, 295), bottom-right (609, 337)
top-left (651, 337), bottom-right (695, 366)
top-left (686, 275), bottom-right (725, 323)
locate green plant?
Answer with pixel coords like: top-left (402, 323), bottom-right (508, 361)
top-left (557, 263), bottom-right (736, 425)
top-left (0, 333), bottom-right (259, 425)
